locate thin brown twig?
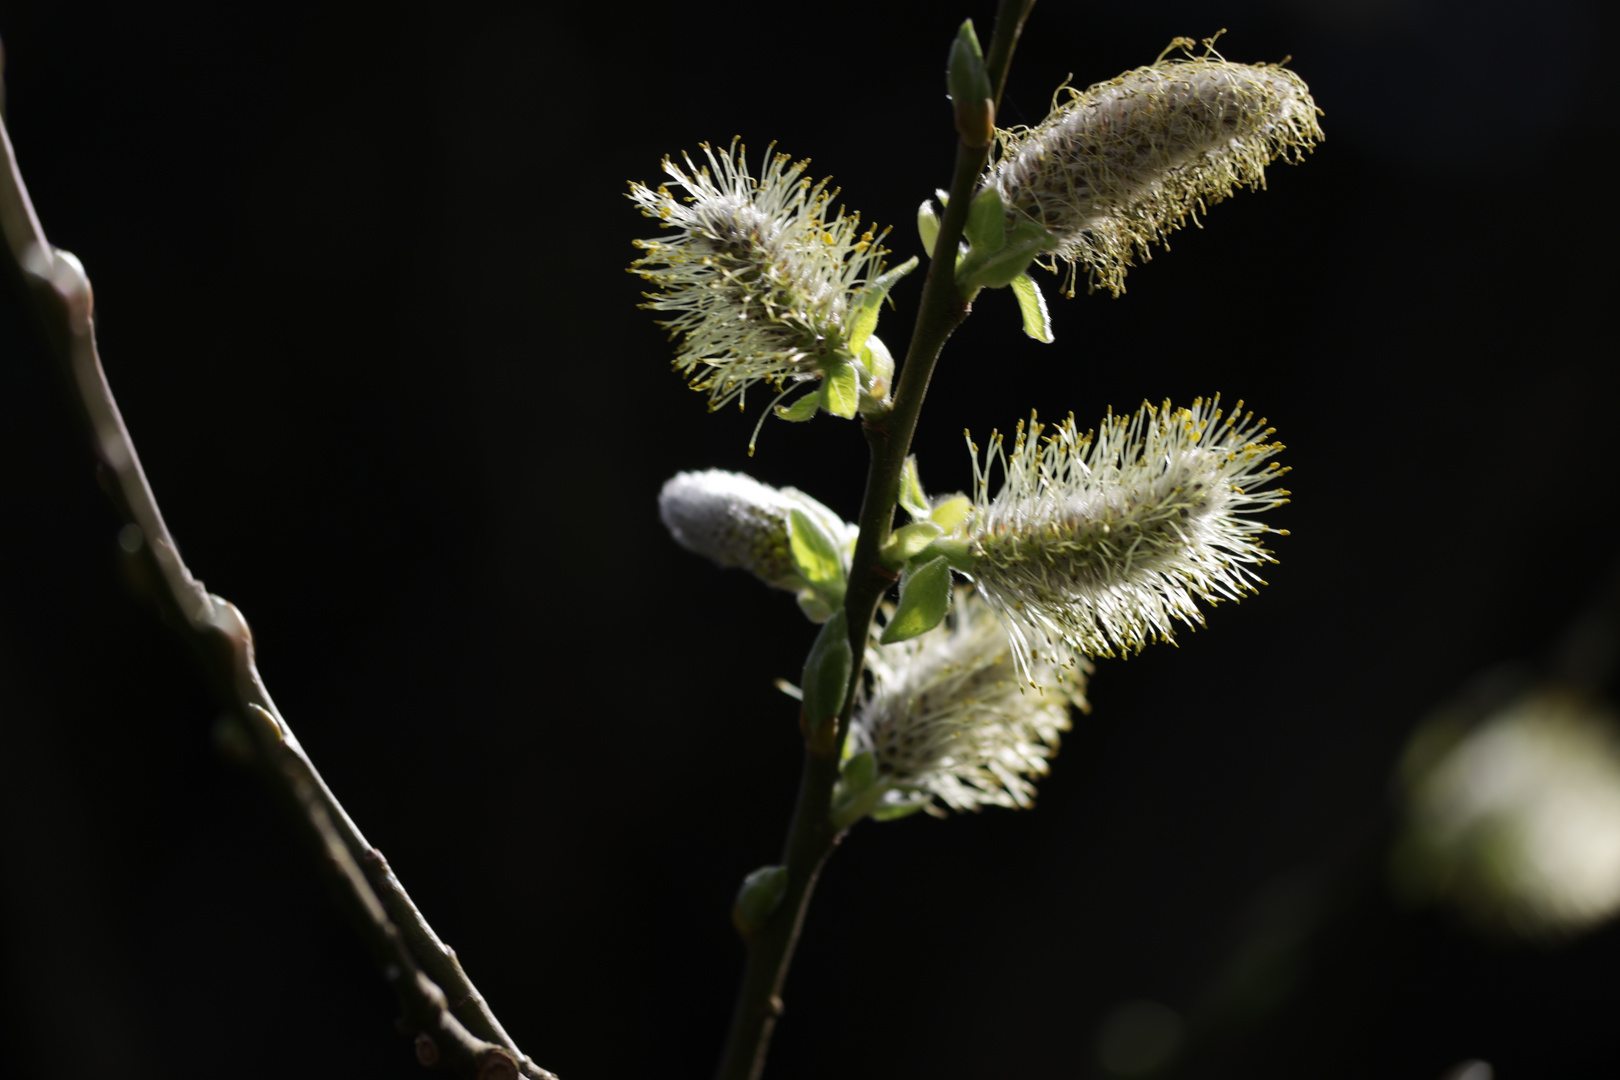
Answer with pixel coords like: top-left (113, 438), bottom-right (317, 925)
top-left (0, 105), bottom-right (553, 1080)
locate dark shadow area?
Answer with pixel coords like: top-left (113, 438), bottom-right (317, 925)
top-left (2, 1), bottom-right (1617, 1077)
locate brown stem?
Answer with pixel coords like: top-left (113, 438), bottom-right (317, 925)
top-left (0, 105), bottom-right (553, 1080)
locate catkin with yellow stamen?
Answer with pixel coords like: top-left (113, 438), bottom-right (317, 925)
top-left (987, 48), bottom-right (1322, 295)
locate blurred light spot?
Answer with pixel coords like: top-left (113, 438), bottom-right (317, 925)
top-left (1440, 1060), bottom-right (1493, 1080)
top-left (1394, 689), bottom-right (1620, 938)
top-left (1095, 999), bottom-right (1181, 1076)
top-left (117, 523), bottom-right (143, 554)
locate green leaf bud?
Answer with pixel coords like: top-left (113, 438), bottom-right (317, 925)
top-left (801, 609), bottom-right (853, 738)
top-left (962, 187), bottom-right (1007, 254)
top-left (732, 865), bottom-right (790, 940)
top-left (860, 334), bottom-right (894, 403)
top-left (948, 20), bottom-right (994, 148)
top-left (916, 200), bottom-right (941, 259)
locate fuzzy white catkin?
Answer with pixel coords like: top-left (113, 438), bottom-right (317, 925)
top-left (658, 470), bottom-right (851, 591)
top-left (988, 52), bottom-right (1322, 295)
top-left (629, 140), bottom-right (888, 410)
top-left (854, 591), bottom-right (1087, 814)
top-left (964, 396), bottom-right (1289, 678)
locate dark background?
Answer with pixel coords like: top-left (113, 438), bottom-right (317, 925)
top-left (2, 1), bottom-right (1618, 1077)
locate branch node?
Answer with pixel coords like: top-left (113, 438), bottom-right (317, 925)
top-left (478, 1049), bottom-right (520, 1080)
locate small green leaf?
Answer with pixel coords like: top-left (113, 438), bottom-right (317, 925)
top-left (881, 520), bottom-right (945, 568)
top-left (928, 496), bottom-right (972, 533)
top-left (861, 334), bottom-right (894, 391)
top-left (899, 456), bottom-right (931, 521)
top-left (963, 187), bottom-right (1006, 254)
top-left (789, 508), bottom-right (842, 587)
top-left (830, 748), bottom-right (891, 831)
top-left (776, 391), bottom-right (821, 421)
top-left (1010, 272), bottom-right (1053, 343)
top-left (732, 865), bottom-right (789, 939)
top-left (880, 556), bottom-right (952, 644)
top-left (795, 590), bottom-right (837, 624)
top-left (846, 257), bottom-right (919, 354)
top-left (819, 360), bottom-right (859, 419)
top-left (840, 749), bottom-right (877, 796)
top-left (920, 535), bottom-right (975, 571)
top-left (871, 794), bottom-right (931, 822)
top-left (956, 220), bottom-right (1058, 295)
top-left (801, 610), bottom-right (852, 730)
top-left (916, 201), bottom-right (941, 258)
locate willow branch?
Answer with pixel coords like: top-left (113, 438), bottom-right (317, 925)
top-left (713, 5), bottom-right (1036, 1079)
top-left (0, 109), bottom-right (552, 1080)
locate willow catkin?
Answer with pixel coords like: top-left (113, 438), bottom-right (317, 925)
top-left (988, 54), bottom-right (1322, 295)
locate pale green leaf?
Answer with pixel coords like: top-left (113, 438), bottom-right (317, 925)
top-left (870, 795), bottom-right (931, 822)
top-left (1011, 272), bottom-right (1053, 343)
top-left (881, 520), bottom-right (945, 568)
top-left (789, 508), bottom-right (842, 587)
top-left (963, 187), bottom-right (1006, 253)
top-left (862, 334), bottom-right (894, 390)
top-left (820, 360), bottom-right (859, 419)
top-left (899, 456), bottom-right (930, 520)
top-left (880, 556), bottom-right (952, 643)
top-left (928, 496), bottom-right (972, 533)
top-left (846, 257), bottom-right (918, 354)
top-left (776, 391), bottom-right (821, 421)
top-left (840, 749), bottom-right (877, 795)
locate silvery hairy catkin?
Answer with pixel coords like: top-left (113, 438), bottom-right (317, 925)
top-left (658, 469), bottom-right (852, 592)
top-left (988, 48), bottom-right (1322, 295)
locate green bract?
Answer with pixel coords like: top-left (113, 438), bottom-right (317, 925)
top-left (881, 556), bottom-right (953, 644)
top-left (881, 521), bottom-right (946, 569)
top-left (801, 610), bottom-right (853, 734)
top-left (1009, 272), bottom-right (1053, 342)
top-left (898, 457), bottom-right (931, 521)
top-left (819, 360), bottom-right (859, 419)
top-left (789, 507), bottom-right (847, 610)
